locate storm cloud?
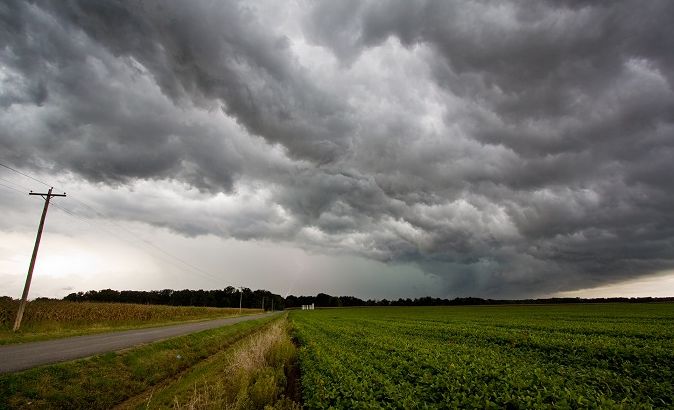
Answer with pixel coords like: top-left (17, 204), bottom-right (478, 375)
top-left (1, 0), bottom-right (674, 297)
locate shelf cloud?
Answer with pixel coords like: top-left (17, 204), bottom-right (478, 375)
top-left (2, 0), bottom-right (674, 297)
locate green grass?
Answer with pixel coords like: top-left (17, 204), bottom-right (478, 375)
top-left (0, 315), bottom-right (276, 409)
top-left (291, 304), bottom-right (674, 409)
top-left (0, 299), bottom-right (261, 344)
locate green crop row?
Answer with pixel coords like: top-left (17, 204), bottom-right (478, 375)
top-left (291, 304), bottom-right (674, 409)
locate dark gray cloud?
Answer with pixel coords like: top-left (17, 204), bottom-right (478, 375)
top-left (1, 0), bottom-right (674, 297)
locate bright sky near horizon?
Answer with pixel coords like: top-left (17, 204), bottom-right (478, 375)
top-left (1, 0), bottom-right (674, 300)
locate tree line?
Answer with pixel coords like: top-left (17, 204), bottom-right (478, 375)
top-left (64, 287), bottom-right (285, 310)
top-left (60, 288), bottom-right (674, 309)
top-left (283, 293), bottom-right (674, 308)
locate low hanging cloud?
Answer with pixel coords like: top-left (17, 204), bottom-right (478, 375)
top-left (1, 0), bottom-right (674, 297)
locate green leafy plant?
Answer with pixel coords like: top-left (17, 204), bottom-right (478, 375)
top-left (292, 304), bottom-right (674, 409)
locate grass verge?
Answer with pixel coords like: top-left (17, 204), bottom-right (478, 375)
top-left (127, 315), bottom-right (301, 409)
top-left (0, 299), bottom-right (261, 344)
top-left (0, 315), bottom-right (276, 409)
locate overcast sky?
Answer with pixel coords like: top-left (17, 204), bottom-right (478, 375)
top-left (1, 0), bottom-right (674, 300)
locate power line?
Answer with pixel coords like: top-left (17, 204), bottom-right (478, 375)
top-left (0, 162), bottom-right (52, 188)
top-left (68, 196), bottom-right (106, 217)
top-left (13, 187), bottom-right (66, 331)
top-left (51, 202), bottom-right (223, 285)
top-left (0, 162), bottom-right (225, 285)
top-left (0, 182), bottom-right (25, 195)
top-left (50, 202), bottom-right (163, 257)
top-left (66, 201), bottom-right (223, 283)
top-left (49, 202), bottom-right (168, 259)
top-left (47, 189), bottom-right (224, 284)
top-left (50, 202), bottom-right (94, 224)
top-left (0, 176), bottom-right (31, 191)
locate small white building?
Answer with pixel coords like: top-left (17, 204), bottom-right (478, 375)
top-left (301, 303), bottom-right (315, 310)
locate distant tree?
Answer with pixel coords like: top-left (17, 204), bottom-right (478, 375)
top-left (61, 288), bottom-right (674, 309)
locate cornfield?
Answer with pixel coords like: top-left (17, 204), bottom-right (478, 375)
top-left (0, 298), bottom-right (257, 331)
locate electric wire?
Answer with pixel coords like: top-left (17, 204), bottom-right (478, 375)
top-left (59, 197), bottom-right (223, 283)
top-left (0, 182), bottom-right (25, 194)
top-left (0, 176), bottom-right (31, 192)
top-left (49, 201), bottom-right (200, 283)
top-left (41, 184), bottom-right (224, 283)
top-left (0, 162), bottom-right (52, 188)
top-left (0, 163), bottom-right (224, 286)
top-left (49, 201), bottom-right (223, 285)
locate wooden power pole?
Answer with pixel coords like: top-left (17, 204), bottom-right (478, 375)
top-left (13, 187), bottom-right (66, 331)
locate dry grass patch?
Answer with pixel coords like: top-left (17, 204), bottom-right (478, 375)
top-left (145, 317), bottom-right (300, 410)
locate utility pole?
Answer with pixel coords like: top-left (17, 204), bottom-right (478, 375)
top-left (13, 187), bottom-right (66, 331)
top-left (262, 296), bottom-right (265, 311)
top-left (238, 288), bottom-right (242, 315)
top-left (271, 298), bottom-right (274, 312)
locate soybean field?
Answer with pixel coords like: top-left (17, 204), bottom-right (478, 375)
top-left (291, 304), bottom-right (674, 409)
